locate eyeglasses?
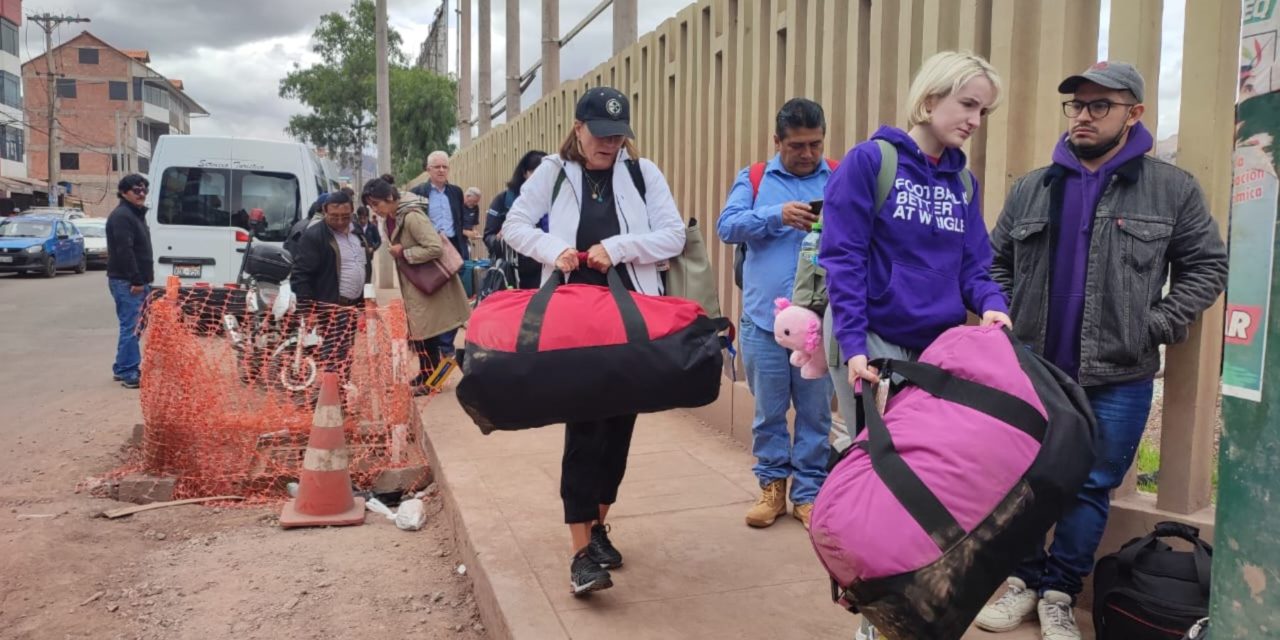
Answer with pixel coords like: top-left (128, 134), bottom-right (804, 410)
top-left (129, 186), bottom-right (148, 194)
top-left (1062, 99), bottom-right (1137, 119)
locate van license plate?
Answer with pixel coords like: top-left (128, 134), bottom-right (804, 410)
top-left (174, 264), bottom-right (202, 278)
top-left (0, 256), bottom-right (12, 263)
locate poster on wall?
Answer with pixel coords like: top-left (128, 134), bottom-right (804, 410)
top-left (1224, 0), bottom-right (1280, 401)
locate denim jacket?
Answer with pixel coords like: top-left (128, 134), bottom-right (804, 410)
top-left (990, 156), bottom-right (1228, 386)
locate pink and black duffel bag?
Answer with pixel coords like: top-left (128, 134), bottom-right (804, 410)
top-left (809, 325), bottom-right (1097, 640)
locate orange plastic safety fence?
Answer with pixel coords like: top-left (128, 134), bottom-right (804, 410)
top-left (110, 280), bottom-right (427, 503)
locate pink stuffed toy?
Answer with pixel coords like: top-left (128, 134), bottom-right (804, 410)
top-left (773, 298), bottom-right (828, 379)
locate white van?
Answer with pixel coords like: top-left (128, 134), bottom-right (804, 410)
top-left (145, 136), bottom-right (332, 286)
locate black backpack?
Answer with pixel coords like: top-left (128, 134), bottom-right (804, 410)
top-left (1092, 521), bottom-right (1213, 640)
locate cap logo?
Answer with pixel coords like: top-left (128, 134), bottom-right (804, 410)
top-left (605, 98), bottom-right (623, 117)
top-left (1090, 61), bottom-right (1109, 71)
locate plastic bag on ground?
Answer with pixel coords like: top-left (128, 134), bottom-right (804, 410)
top-left (393, 498), bottom-right (426, 531)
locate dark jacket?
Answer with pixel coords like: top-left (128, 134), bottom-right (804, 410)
top-left (358, 221), bottom-right (381, 251)
top-left (991, 153), bottom-right (1228, 386)
top-left (105, 199), bottom-right (153, 286)
top-left (483, 189), bottom-right (541, 286)
top-left (290, 221), bottom-right (369, 304)
top-left (409, 181), bottom-right (466, 255)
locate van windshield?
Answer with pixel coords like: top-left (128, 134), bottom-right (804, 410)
top-left (155, 167), bottom-right (301, 242)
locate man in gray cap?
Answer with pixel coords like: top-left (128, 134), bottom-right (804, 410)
top-left (978, 62), bottom-right (1228, 639)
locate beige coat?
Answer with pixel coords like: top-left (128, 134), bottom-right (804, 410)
top-left (391, 195), bottom-right (470, 340)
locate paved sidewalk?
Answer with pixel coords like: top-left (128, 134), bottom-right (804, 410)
top-left (419, 390), bottom-right (1087, 639)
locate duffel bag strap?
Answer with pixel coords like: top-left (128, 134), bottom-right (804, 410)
top-left (1116, 521), bottom-right (1213, 598)
top-left (870, 358), bottom-right (1048, 443)
top-left (860, 366), bottom-right (967, 553)
top-left (516, 266), bottom-right (650, 353)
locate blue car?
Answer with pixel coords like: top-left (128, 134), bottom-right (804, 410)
top-left (0, 214), bottom-right (86, 277)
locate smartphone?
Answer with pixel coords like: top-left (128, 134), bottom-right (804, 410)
top-left (809, 199), bottom-right (824, 216)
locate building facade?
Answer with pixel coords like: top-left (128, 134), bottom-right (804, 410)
top-left (22, 31), bottom-right (207, 216)
top-left (0, 0), bottom-right (39, 211)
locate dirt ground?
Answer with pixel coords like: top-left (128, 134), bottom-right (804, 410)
top-left (0, 273), bottom-right (487, 640)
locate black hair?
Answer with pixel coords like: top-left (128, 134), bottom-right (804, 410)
top-left (775, 98), bottom-right (826, 140)
top-left (379, 173), bottom-right (396, 185)
top-left (361, 177), bottom-right (399, 204)
top-left (117, 173), bottom-right (149, 197)
top-left (507, 150), bottom-right (548, 192)
top-left (356, 205), bottom-right (370, 218)
top-left (324, 190), bottom-right (353, 208)
top-left (340, 186), bottom-right (355, 197)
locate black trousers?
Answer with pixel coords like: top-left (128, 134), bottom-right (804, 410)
top-left (561, 414), bottom-right (638, 524)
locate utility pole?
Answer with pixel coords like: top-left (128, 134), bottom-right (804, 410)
top-left (612, 0), bottom-right (636, 55)
top-left (505, 0), bottom-right (520, 118)
top-left (375, 0), bottom-right (391, 177)
top-left (458, 0), bottom-right (472, 145)
top-left (27, 13), bottom-right (89, 206)
top-left (478, 0), bottom-right (492, 134)
top-left (542, 0), bottom-right (559, 94)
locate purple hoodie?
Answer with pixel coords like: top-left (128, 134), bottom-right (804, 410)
top-left (1045, 122), bottom-right (1154, 378)
top-left (820, 126), bottom-right (1008, 359)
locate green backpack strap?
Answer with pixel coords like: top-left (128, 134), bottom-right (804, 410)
top-left (551, 167), bottom-right (567, 203)
top-left (959, 169), bottom-right (974, 204)
top-left (873, 140), bottom-right (974, 208)
top-left (873, 139), bottom-right (898, 213)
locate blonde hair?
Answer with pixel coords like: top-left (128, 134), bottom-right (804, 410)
top-left (559, 121), bottom-right (640, 164)
top-left (906, 50), bottom-right (1003, 128)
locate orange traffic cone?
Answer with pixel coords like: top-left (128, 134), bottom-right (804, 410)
top-left (280, 372), bottom-right (366, 528)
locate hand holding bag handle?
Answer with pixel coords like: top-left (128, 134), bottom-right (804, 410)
top-left (515, 262), bottom-right (649, 353)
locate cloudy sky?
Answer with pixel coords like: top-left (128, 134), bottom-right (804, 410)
top-left (25, 0), bottom-right (1186, 144)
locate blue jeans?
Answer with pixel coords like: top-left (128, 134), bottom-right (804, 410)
top-left (109, 278), bottom-right (148, 382)
top-left (1014, 378), bottom-right (1155, 597)
top-left (740, 315), bottom-right (834, 504)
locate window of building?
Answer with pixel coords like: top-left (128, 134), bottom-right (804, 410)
top-left (55, 78), bottom-right (76, 99)
top-left (111, 154), bottom-right (119, 172)
top-left (143, 83), bottom-right (170, 110)
top-left (109, 81), bottom-right (127, 101)
top-left (138, 157), bottom-right (150, 175)
top-left (78, 48), bottom-right (99, 64)
top-left (0, 72), bottom-right (20, 109)
top-left (0, 20), bottom-right (18, 57)
top-left (59, 152), bottom-right (79, 171)
top-left (1, 125), bottom-right (24, 162)
top-left (133, 77), bottom-right (142, 100)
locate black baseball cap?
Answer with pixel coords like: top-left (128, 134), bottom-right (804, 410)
top-left (575, 87), bottom-right (634, 139)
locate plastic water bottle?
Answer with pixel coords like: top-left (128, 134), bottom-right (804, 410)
top-left (799, 221), bottom-right (822, 267)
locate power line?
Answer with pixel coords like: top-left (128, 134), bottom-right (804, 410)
top-left (26, 12), bottom-right (90, 206)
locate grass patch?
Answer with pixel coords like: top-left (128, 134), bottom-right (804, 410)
top-left (1132, 440), bottom-right (1219, 499)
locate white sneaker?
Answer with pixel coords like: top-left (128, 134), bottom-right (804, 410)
top-left (854, 616), bottom-right (880, 640)
top-left (974, 577), bottom-right (1038, 632)
top-left (1037, 590), bottom-right (1082, 640)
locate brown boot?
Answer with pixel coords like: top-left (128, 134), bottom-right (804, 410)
top-left (792, 503), bottom-right (813, 530)
top-left (745, 479), bottom-right (787, 527)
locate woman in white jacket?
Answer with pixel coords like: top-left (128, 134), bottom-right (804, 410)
top-left (503, 86), bottom-right (685, 596)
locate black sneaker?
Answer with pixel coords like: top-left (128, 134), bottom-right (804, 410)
top-left (121, 378), bottom-right (141, 389)
top-left (587, 523), bottom-right (623, 569)
top-left (570, 550), bottom-right (612, 596)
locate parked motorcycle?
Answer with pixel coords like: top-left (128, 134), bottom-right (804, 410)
top-left (222, 235), bottom-right (325, 398)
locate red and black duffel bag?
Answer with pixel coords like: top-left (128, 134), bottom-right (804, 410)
top-left (457, 267), bottom-right (729, 434)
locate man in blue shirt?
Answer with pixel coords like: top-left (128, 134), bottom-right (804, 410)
top-left (409, 150), bottom-right (468, 259)
top-left (717, 98), bottom-right (834, 530)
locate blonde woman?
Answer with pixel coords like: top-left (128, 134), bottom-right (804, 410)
top-left (818, 51), bottom-right (1012, 639)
